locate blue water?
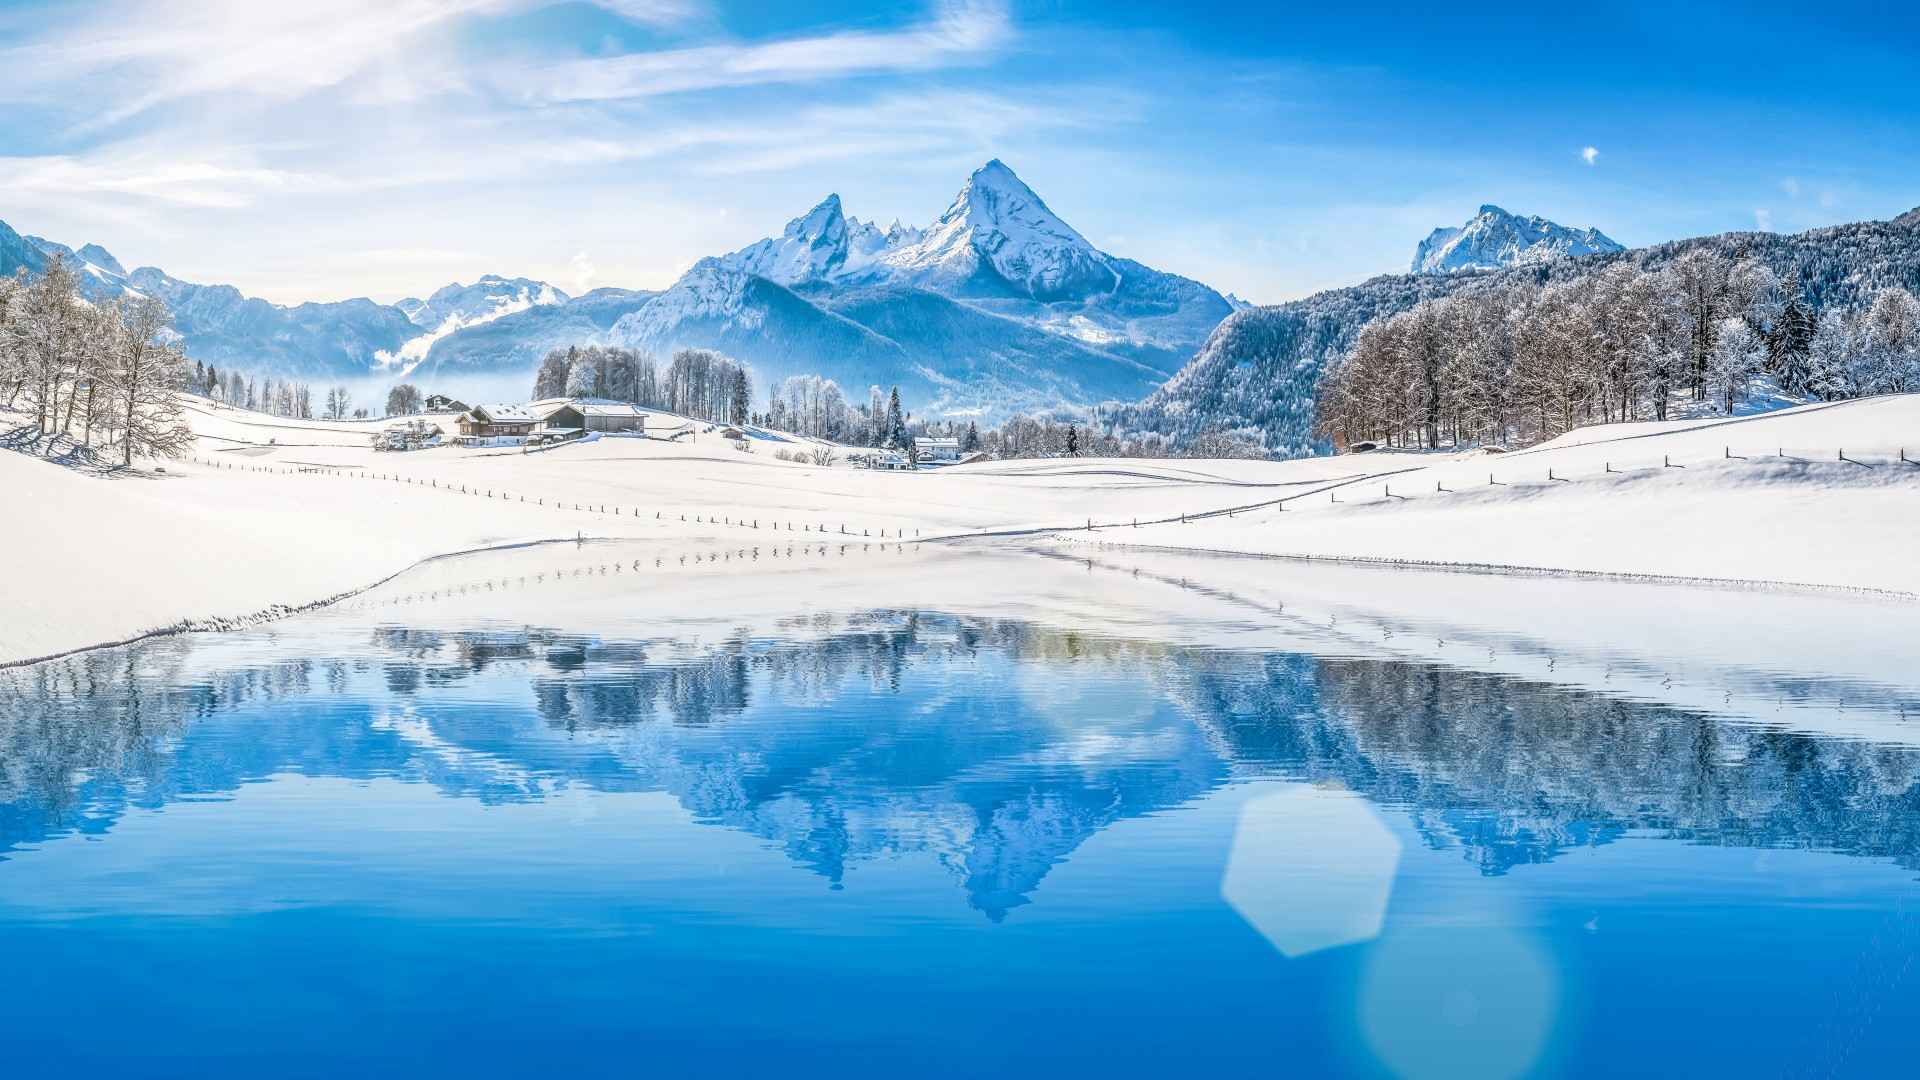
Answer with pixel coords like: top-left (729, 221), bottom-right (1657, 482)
top-left (2, 604), bottom-right (1917, 1078)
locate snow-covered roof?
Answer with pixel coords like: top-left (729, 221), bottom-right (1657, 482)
top-left (914, 436), bottom-right (960, 447)
top-left (530, 399), bottom-right (648, 420)
top-left (577, 403), bottom-right (648, 418)
top-left (471, 404), bottom-right (533, 423)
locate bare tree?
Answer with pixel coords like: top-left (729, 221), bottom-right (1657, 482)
top-left (386, 382), bottom-right (423, 416)
top-left (112, 295), bottom-right (194, 465)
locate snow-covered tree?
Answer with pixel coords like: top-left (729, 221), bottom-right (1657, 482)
top-left (533, 348), bottom-right (572, 399)
top-left (1707, 317), bottom-right (1764, 414)
top-left (730, 367), bottom-right (750, 425)
top-left (11, 255), bottom-right (83, 433)
top-left (110, 295), bottom-right (193, 465)
top-left (1859, 287), bottom-right (1920, 394)
top-left (886, 386), bottom-right (904, 447)
top-left (1804, 310), bottom-right (1854, 401)
top-left (1769, 274), bottom-right (1816, 393)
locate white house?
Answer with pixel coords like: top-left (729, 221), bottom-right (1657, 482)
top-left (913, 436), bottom-right (962, 463)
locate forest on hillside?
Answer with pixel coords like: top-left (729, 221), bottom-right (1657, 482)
top-left (1108, 209), bottom-right (1920, 456)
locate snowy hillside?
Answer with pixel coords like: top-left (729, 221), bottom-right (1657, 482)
top-left (381, 275), bottom-right (570, 370)
top-left (1412, 205), bottom-right (1623, 274)
top-left (612, 159), bottom-right (1232, 417)
top-left (406, 287), bottom-right (658, 381)
top-left (1114, 206), bottom-right (1920, 456)
top-left (3, 390), bottom-right (1915, 669)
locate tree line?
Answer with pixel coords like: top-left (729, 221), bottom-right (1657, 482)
top-left (1314, 250), bottom-right (1920, 450)
top-left (0, 256), bottom-right (193, 465)
top-left (532, 345), bottom-right (754, 425)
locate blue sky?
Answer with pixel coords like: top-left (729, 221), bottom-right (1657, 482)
top-left (0, 0), bottom-right (1914, 305)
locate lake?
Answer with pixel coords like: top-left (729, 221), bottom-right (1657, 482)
top-left (3, 542), bottom-right (1917, 1078)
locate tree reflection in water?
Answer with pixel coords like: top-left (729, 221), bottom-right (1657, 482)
top-left (4, 612), bottom-right (1918, 917)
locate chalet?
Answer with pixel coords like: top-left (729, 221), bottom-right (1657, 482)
top-left (456, 404), bottom-right (537, 442)
top-left (538, 402), bottom-right (648, 435)
top-left (913, 436), bottom-right (962, 463)
top-left (424, 394), bottom-right (469, 414)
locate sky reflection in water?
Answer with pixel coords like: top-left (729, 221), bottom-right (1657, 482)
top-left (2, 567), bottom-right (1918, 1078)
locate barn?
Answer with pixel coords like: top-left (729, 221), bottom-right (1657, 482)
top-left (540, 402), bottom-right (648, 435)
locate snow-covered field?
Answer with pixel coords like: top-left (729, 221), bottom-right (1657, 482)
top-left (4, 393), bottom-right (1916, 667)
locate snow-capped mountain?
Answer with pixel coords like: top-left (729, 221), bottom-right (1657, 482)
top-left (612, 159), bottom-right (1233, 417)
top-left (382, 275), bottom-right (569, 370)
top-left (1412, 205), bottom-right (1623, 274)
top-left (22, 233), bottom-right (141, 296)
top-left (871, 158), bottom-right (1119, 300)
top-left (718, 194), bottom-right (893, 285)
top-left (399, 287), bottom-right (658, 382)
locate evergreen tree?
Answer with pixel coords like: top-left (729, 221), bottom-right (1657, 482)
top-left (730, 368), bottom-right (750, 425)
top-left (963, 420), bottom-right (980, 453)
top-left (1769, 273), bottom-right (1816, 394)
top-left (1065, 424), bottom-right (1079, 455)
top-left (886, 386), bottom-right (904, 447)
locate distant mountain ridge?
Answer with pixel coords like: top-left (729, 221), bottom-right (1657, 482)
top-left (1413, 204), bottom-right (1623, 274)
top-left (1, 160), bottom-right (1232, 417)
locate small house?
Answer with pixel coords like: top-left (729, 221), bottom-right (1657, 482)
top-left (913, 436), bottom-right (962, 463)
top-left (457, 404), bottom-right (537, 442)
top-left (424, 395), bottom-right (469, 414)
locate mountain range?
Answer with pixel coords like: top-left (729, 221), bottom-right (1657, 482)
top-left (0, 161), bottom-right (1231, 420)
top-left (42, 178), bottom-right (1885, 457)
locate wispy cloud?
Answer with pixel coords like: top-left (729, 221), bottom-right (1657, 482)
top-left (523, 0), bottom-right (1012, 103)
top-left (0, 0), bottom-right (706, 129)
top-left (1580, 145), bottom-right (1600, 166)
top-left (0, 151), bottom-right (324, 208)
top-left (1780, 176), bottom-right (1800, 197)
top-left (1754, 207), bottom-right (1773, 231)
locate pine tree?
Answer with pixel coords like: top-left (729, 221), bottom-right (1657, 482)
top-left (1769, 273), bottom-right (1816, 394)
top-left (730, 368), bottom-right (750, 425)
top-left (886, 386), bottom-right (904, 448)
top-left (963, 420), bottom-right (980, 452)
top-left (1065, 425), bottom-right (1079, 455)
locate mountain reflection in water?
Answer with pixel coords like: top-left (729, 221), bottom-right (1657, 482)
top-left (6, 610), bottom-right (1918, 921)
